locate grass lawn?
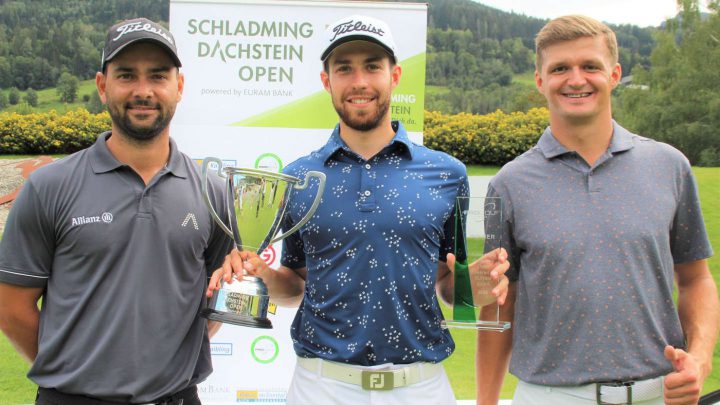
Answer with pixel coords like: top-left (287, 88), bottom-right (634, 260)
top-left (0, 336), bottom-right (34, 404)
top-left (425, 85), bottom-right (451, 96)
top-left (695, 168), bottom-right (720, 394)
top-left (1, 79), bottom-right (96, 114)
top-left (512, 71), bottom-right (536, 87)
top-left (0, 166), bottom-right (718, 403)
top-left (466, 166), bottom-right (503, 176)
top-left (441, 303), bottom-right (519, 399)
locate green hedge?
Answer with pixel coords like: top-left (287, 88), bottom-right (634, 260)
top-left (0, 109), bottom-right (110, 154)
top-left (0, 108), bottom-right (549, 165)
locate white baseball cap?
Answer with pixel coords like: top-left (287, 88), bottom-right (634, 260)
top-left (320, 15), bottom-right (397, 63)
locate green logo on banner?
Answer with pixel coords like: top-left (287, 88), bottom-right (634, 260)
top-left (250, 335), bottom-right (279, 364)
top-left (254, 153), bottom-right (283, 173)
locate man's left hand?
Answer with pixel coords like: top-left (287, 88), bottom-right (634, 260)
top-left (446, 248), bottom-right (510, 305)
top-left (663, 345), bottom-right (703, 405)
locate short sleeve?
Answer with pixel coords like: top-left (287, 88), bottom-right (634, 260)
top-left (280, 189), bottom-right (307, 270)
top-left (439, 173), bottom-right (469, 261)
top-left (670, 165), bottom-right (713, 264)
top-left (0, 180), bottom-right (55, 287)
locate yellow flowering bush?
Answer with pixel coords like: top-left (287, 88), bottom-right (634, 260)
top-left (0, 109), bottom-right (110, 154)
top-left (0, 107), bottom-right (548, 166)
top-left (424, 108), bottom-right (549, 165)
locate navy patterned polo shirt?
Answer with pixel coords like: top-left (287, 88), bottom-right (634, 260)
top-left (281, 121), bottom-right (469, 365)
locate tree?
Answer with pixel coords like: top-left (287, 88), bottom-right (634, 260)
top-left (8, 87), bottom-right (20, 105)
top-left (0, 0), bottom-right (166, 90)
top-left (57, 72), bottom-right (79, 103)
top-left (24, 88), bottom-right (38, 107)
top-left (617, 0), bottom-right (720, 164)
top-left (86, 91), bottom-right (105, 114)
top-left (0, 57), bottom-right (11, 88)
top-left (0, 91), bottom-right (8, 109)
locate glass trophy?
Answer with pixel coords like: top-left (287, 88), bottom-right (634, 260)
top-left (441, 196), bottom-right (511, 331)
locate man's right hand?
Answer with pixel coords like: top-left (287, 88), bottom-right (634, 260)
top-left (206, 249), bottom-right (271, 297)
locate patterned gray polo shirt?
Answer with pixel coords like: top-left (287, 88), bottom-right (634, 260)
top-left (485, 121), bottom-right (713, 385)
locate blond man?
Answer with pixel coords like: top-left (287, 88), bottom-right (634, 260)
top-left (476, 15), bottom-right (718, 405)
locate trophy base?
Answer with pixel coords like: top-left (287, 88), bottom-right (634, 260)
top-left (201, 308), bottom-right (273, 329)
top-left (440, 319), bottom-right (511, 331)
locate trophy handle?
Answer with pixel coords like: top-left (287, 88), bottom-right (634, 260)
top-left (201, 157), bottom-right (233, 237)
top-left (269, 170), bottom-right (326, 244)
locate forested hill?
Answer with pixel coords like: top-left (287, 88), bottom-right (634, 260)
top-left (428, 0), bottom-right (547, 47)
top-left (0, 0), bottom-right (168, 90)
top-left (0, 0), bottom-right (655, 91)
top-left (425, 0), bottom-right (655, 76)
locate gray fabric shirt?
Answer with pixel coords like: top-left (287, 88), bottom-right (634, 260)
top-left (0, 133), bottom-right (233, 402)
top-left (485, 121), bottom-right (713, 385)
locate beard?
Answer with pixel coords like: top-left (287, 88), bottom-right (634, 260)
top-left (333, 94), bottom-right (391, 132)
top-left (108, 99), bottom-right (174, 142)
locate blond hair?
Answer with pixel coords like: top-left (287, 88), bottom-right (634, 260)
top-left (535, 15), bottom-right (618, 71)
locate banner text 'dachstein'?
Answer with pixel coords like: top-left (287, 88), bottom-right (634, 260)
top-left (187, 19), bottom-right (315, 84)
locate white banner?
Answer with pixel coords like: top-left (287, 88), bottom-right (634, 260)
top-left (168, 1), bottom-right (428, 403)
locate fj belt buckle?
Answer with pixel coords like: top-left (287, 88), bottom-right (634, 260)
top-left (596, 381), bottom-right (634, 405)
top-left (361, 370), bottom-right (395, 391)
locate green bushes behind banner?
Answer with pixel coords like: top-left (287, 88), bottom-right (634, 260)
top-left (0, 109), bottom-right (110, 154)
top-left (424, 107), bottom-right (549, 166)
top-left (0, 108), bottom-right (549, 165)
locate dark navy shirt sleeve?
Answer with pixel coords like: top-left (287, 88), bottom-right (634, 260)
top-left (439, 172), bottom-right (469, 262)
top-left (280, 170), bottom-right (308, 270)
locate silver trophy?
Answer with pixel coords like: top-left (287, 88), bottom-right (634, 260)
top-left (201, 157), bottom-right (326, 328)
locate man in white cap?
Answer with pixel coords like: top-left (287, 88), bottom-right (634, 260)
top-left (209, 14), bottom-right (510, 404)
top-left (0, 18), bottom-right (233, 404)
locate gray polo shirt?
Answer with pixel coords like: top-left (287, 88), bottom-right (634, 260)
top-left (485, 121), bottom-right (713, 386)
top-left (0, 132), bottom-right (233, 402)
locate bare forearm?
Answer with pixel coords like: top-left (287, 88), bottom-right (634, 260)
top-left (0, 284), bottom-right (43, 363)
top-left (436, 268), bottom-right (454, 306)
top-left (263, 267), bottom-right (305, 307)
top-left (207, 320), bottom-right (221, 339)
top-left (677, 271), bottom-right (719, 379)
top-left (210, 252), bottom-right (305, 307)
top-left (0, 307), bottom-right (39, 363)
top-left (476, 284), bottom-right (515, 405)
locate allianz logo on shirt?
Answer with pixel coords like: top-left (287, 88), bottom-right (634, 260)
top-left (71, 212), bottom-right (113, 227)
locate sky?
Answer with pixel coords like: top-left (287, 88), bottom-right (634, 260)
top-left (475, 0), bottom-right (710, 27)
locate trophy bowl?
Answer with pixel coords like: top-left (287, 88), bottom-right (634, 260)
top-left (200, 157), bottom-right (325, 328)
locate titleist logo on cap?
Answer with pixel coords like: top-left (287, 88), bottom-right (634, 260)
top-left (330, 20), bottom-right (385, 42)
top-left (112, 21), bottom-right (174, 45)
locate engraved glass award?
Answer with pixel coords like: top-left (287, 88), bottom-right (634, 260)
top-left (441, 196), bottom-right (511, 331)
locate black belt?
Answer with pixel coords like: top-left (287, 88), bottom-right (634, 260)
top-left (37, 385), bottom-right (197, 405)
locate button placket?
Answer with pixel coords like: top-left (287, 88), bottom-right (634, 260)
top-left (358, 161), bottom-right (377, 211)
top-left (587, 171), bottom-right (601, 193)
